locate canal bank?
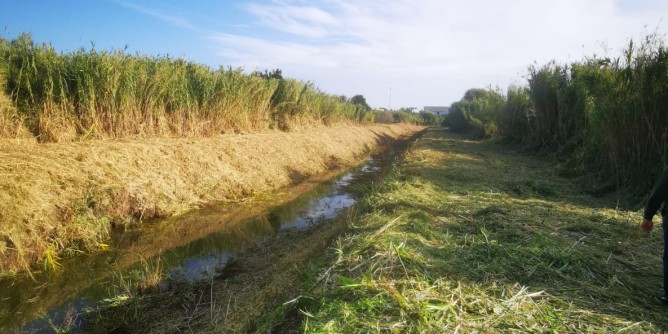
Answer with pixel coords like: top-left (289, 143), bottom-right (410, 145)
top-left (0, 123), bottom-right (422, 276)
top-left (0, 124), bottom-right (424, 332)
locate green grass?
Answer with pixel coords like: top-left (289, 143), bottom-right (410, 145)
top-left (288, 128), bottom-right (667, 333)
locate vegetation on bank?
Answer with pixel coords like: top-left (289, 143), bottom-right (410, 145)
top-left (279, 129), bottom-right (666, 332)
top-left (0, 123), bottom-right (421, 276)
top-left (0, 33), bottom-right (430, 276)
top-left (444, 34), bottom-right (668, 195)
top-left (0, 34), bottom-right (381, 142)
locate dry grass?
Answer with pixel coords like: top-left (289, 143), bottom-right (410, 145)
top-left (0, 171), bottom-right (371, 332)
top-left (0, 123), bottom-right (423, 276)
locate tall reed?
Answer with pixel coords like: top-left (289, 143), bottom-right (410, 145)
top-left (498, 85), bottom-right (531, 144)
top-left (0, 34), bottom-right (371, 141)
top-left (497, 34), bottom-right (668, 190)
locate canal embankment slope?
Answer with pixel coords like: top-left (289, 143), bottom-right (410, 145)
top-left (0, 123), bottom-right (423, 275)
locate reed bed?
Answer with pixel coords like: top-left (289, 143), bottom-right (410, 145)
top-left (447, 34), bottom-right (668, 194)
top-left (0, 67), bottom-right (30, 139)
top-left (0, 34), bottom-right (370, 141)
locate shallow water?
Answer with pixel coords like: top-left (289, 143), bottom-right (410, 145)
top-left (0, 140), bottom-right (407, 333)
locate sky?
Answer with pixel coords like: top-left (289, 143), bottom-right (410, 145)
top-left (2, 0), bottom-right (668, 109)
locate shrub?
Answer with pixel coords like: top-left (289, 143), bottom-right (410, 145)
top-left (444, 88), bottom-right (505, 138)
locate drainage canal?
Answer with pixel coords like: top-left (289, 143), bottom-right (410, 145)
top-left (0, 139), bottom-right (410, 333)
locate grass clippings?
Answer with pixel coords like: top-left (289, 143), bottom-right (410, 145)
top-left (296, 128), bottom-right (668, 333)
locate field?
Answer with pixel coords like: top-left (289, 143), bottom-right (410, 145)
top-left (87, 128), bottom-right (668, 333)
top-left (2, 30), bottom-right (667, 333)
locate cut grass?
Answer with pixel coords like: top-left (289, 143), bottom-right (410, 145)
top-left (292, 128), bottom-right (667, 333)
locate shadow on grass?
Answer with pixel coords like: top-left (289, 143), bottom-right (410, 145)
top-left (406, 130), bottom-right (626, 210)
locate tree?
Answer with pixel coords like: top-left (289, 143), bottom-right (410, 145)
top-left (444, 88), bottom-right (506, 138)
top-left (349, 94), bottom-right (371, 110)
top-left (418, 111), bottom-right (442, 126)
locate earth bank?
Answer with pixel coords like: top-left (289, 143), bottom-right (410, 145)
top-left (0, 123), bottom-right (423, 275)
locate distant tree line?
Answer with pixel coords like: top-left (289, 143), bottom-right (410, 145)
top-left (374, 107), bottom-right (443, 126)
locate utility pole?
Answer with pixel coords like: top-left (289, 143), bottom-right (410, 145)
top-left (388, 87), bottom-right (392, 111)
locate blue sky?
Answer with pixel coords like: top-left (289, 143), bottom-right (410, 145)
top-left (2, 0), bottom-right (668, 109)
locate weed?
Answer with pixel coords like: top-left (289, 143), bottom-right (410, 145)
top-left (42, 242), bottom-right (62, 272)
top-left (44, 307), bottom-right (76, 334)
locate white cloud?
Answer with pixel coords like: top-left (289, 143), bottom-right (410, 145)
top-left (244, 2), bottom-right (339, 38)
top-left (127, 0), bottom-right (668, 108)
top-left (212, 33), bottom-right (338, 68)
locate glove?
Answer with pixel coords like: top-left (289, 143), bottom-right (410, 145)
top-left (640, 218), bottom-right (654, 232)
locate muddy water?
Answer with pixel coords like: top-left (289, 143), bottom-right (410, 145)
top-left (0, 139), bottom-right (409, 333)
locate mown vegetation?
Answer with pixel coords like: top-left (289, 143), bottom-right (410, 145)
top-left (444, 34), bottom-right (668, 195)
top-left (282, 129), bottom-right (667, 332)
top-left (0, 34), bottom-right (376, 142)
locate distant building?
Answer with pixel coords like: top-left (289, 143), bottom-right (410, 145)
top-left (423, 106), bottom-right (450, 116)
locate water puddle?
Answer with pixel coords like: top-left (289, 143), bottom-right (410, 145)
top-left (0, 141), bottom-right (406, 333)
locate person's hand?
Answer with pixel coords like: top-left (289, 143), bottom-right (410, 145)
top-left (640, 218), bottom-right (654, 232)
